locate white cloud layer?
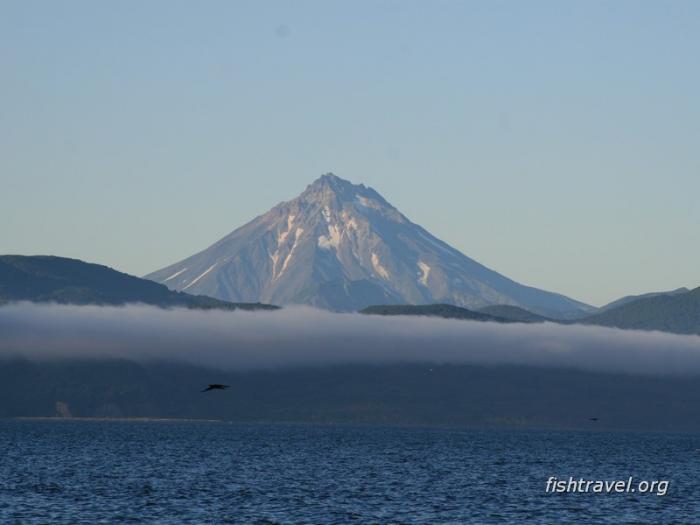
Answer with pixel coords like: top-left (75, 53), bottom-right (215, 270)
top-left (1, 303), bottom-right (700, 376)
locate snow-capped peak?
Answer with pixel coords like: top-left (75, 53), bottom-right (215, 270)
top-left (145, 173), bottom-right (593, 317)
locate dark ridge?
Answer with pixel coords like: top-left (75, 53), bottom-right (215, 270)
top-left (477, 305), bottom-right (551, 323)
top-left (359, 303), bottom-right (512, 323)
top-left (0, 255), bottom-right (279, 311)
top-left (599, 287), bottom-right (690, 312)
top-left (579, 286), bottom-right (700, 335)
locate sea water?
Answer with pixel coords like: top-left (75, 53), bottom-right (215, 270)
top-left (1, 420), bottom-right (698, 524)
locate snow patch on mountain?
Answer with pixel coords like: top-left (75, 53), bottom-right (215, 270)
top-left (417, 261), bottom-right (431, 286)
top-left (269, 251), bottom-right (280, 278)
top-left (277, 227), bottom-right (304, 280)
top-left (183, 263), bottom-right (217, 290)
top-left (322, 206), bottom-right (331, 223)
top-left (341, 211), bottom-right (359, 231)
top-left (164, 268), bottom-right (187, 282)
top-left (371, 253), bottom-right (390, 280)
top-left (278, 215), bottom-right (295, 245)
top-left (356, 195), bottom-right (380, 210)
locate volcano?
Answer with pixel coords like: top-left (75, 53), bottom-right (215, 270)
top-left (145, 174), bottom-right (592, 317)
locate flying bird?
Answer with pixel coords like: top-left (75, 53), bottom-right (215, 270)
top-left (201, 384), bottom-right (230, 392)
top-left (589, 417), bottom-right (598, 422)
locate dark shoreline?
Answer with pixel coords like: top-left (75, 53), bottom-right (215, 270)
top-left (4, 359), bottom-right (700, 432)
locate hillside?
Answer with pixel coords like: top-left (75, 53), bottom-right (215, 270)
top-left (0, 255), bottom-right (278, 311)
top-left (477, 305), bottom-right (550, 323)
top-left (581, 287), bottom-right (700, 335)
top-left (361, 293), bottom-right (700, 336)
top-left (360, 303), bottom-right (512, 323)
top-left (598, 287), bottom-right (690, 312)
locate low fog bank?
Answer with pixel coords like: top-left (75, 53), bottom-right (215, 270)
top-left (2, 303), bottom-right (700, 376)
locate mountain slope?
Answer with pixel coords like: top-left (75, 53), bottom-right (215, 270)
top-left (0, 255), bottom-right (277, 310)
top-left (599, 287), bottom-right (690, 312)
top-left (581, 286), bottom-right (700, 335)
top-left (477, 305), bottom-right (550, 323)
top-left (146, 174), bottom-right (593, 317)
top-left (360, 303), bottom-right (513, 323)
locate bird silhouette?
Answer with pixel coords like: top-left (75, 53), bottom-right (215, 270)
top-left (589, 417), bottom-right (598, 422)
top-left (201, 384), bottom-right (230, 392)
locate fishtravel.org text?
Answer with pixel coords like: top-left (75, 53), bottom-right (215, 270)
top-left (546, 476), bottom-right (668, 496)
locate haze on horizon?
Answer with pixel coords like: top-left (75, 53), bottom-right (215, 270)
top-left (1, 1), bottom-right (698, 306)
top-left (3, 303), bottom-right (700, 376)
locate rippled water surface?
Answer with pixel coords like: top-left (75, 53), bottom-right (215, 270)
top-left (1, 420), bottom-right (699, 524)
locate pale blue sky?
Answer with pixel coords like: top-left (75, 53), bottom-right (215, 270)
top-left (1, 0), bottom-right (698, 306)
